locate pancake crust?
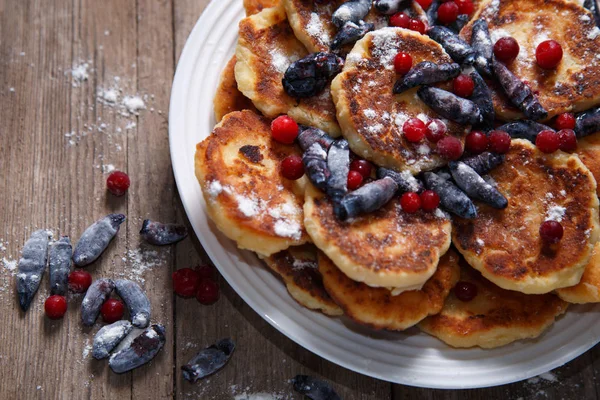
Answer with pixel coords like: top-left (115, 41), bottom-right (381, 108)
top-left (195, 110), bottom-right (309, 256)
top-left (244, 0), bottom-right (281, 16)
top-left (418, 260), bottom-right (569, 349)
top-left (331, 28), bottom-right (469, 173)
top-left (214, 56), bottom-right (257, 122)
top-left (283, 0), bottom-right (390, 53)
top-left (462, 0), bottom-right (600, 121)
top-left (575, 133), bottom-right (600, 197)
top-left (453, 139), bottom-right (600, 294)
top-left (319, 249), bottom-right (460, 331)
top-left (262, 244), bottom-right (343, 316)
top-left (235, 4), bottom-right (341, 136)
top-left (304, 184), bottom-right (452, 290)
top-left (556, 242), bottom-right (600, 303)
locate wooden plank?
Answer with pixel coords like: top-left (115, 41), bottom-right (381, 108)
top-left (172, 1), bottom-right (391, 398)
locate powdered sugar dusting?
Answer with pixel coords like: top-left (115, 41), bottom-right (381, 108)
top-left (306, 13), bottom-right (331, 45)
top-left (270, 50), bottom-right (291, 74)
top-left (274, 220), bottom-right (302, 240)
top-left (546, 205), bottom-right (566, 222)
top-left (370, 28), bottom-right (401, 69)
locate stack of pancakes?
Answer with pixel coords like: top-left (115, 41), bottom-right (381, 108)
top-left (196, 0), bottom-right (600, 349)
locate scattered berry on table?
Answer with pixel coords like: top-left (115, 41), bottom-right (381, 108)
top-left (454, 281), bottom-right (478, 302)
top-left (437, 1), bottom-right (459, 25)
top-left (349, 159), bottom-right (372, 179)
top-left (281, 155), bottom-right (305, 180)
top-left (425, 119), bottom-right (447, 142)
top-left (536, 40), bottom-right (563, 70)
top-left (436, 136), bottom-right (463, 160)
top-left (271, 115), bottom-right (299, 144)
top-left (555, 113), bottom-right (575, 130)
top-left (347, 171), bottom-right (363, 190)
top-left (389, 12), bottom-right (410, 28)
top-left (540, 220), bottom-right (564, 244)
top-left (453, 74), bottom-right (475, 98)
top-left (420, 190), bottom-right (440, 212)
top-left (172, 268), bottom-right (201, 298)
top-left (403, 118), bottom-right (427, 142)
top-left (455, 0), bottom-right (474, 15)
top-left (106, 171), bottom-right (130, 197)
top-left (196, 264), bottom-right (216, 280)
top-left (409, 19), bottom-right (426, 34)
top-left (400, 192), bottom-right (422, 213)
top-left (68, 270), bottom-right (93, 293)
top-left (196, 278), bottom-right (220, 305)
top-left (558, 129), bottom-right (577, 152)
top-left (493, 37), bottom-right (520, 63)
top-left (394, 52), bottom-right (413, 75)
top-left (101, 299), bottom-right (125, 324)
top-left (415, 0), bottom-right (433, 10)
top-left (536, 130), bottom-right (560, 153)
top-left (45, 295), bottom-right (67, 320)
top-left (488, 130), bottom-right (511, 154)
top-left (465, 131), bottom-right (489, 154)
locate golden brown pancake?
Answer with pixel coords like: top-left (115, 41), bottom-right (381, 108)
top-left (283, 0), bottom-right (389, 53)
top-left (214, 56), bottom-right (257, 122)
top-left (418, 259), bottom-right (569, 349)
top-left (262, 244), bottom-right (343, 316)
top-left (235, 4), bottom-right (341, 136)
top-left (304, 184), bottom-right (452, 291)
top-left (331, 28), bottom-right (468, 173)
top-left (244, 0), bottom-right (281, 16)
top-left (196, 110), bottom-right (309, 256)
top-left (556, 242), bottom-right (600, 303)
top-left (575, 133), bottom-right (600, 197)
top-left (319, 248), bottom-right (460, 331)
top-left (453, 139), bottom-right (600, 294)
top-left (462, 0), bottom-right (600, 121)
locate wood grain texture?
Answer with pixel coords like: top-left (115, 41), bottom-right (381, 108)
top-left (0, 0), bottom-right (597, 399)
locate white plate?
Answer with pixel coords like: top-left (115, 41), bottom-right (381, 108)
top-left (169, 0), bottom-right (600, 389)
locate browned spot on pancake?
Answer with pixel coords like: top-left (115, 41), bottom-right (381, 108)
top-left (244, 0), bottom-right (280, 16)
top-left (319, 249), bottom-right (460, 331)
top-left (576, 134), bottom-right (600, 197)
top-left (239, 145), bottom-right (263, 163)
top-left (214, 56), bottom-right (257, 121)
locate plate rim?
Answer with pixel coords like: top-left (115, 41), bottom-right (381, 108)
top-left (168, 0), bottom-right (600, 389)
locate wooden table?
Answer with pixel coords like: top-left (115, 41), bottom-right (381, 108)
top-left (1, 1), bottom-right (600, 399)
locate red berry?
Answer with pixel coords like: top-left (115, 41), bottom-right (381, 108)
top-left (455, 0), bottom-right (474, 15)
top-left (196, 278), bottom-right (220, 305)
top-left (453, 74), bottom-right (475, 98)
top-left (454, 281), bottom-right (478, 302)
top-left (196, 264), bottom-right (216, 280)
top-left (540, 220), bottom-right (564, 244)
top-left (465, 131), bottom-right (489, 154)
top-left (271, 115), bottom-right (299, 144)
top-left (172, 268), bottom-right (201, 298)
top-left (555, 113), bottom-right (576, 130)
top-left (420, 190), bottom-right (440, 212)
top-left (425, 119), bottom-right (448, 142)
top-left (106, 171), bottom-right (130, 197)
top-left (493, 37), bottom-right (520, 63)
top-left (281, 155), bottom-right (304, 180)
top-left (403, 118), bottom-right (427, 142)
top-left (68, 270), bottom-right (93, 293)
top-left (347, 171), bottom-right (363, 190)
top-left (436, 136), bottom-right (463, 160)
top-left (488, 130), bottom-right (511, 154)
top-left (389, 12), bottom-right (411, 28)
top-left (394, 52), bottom-right (413, 75)
top-left (400, 192), bottom-right (422, 213)
top-left (44, 295), bottom-right (67, 320)
top-left (101, 299), bottom-right (125, 323)
top-left (409, 19), bottom-right (426, 34)
top-left (415, 0), bottom-right (433, 10)
top-left (536, 40), bottom-right (563, 70)
top-left (536, 130), bottom-right (560, 153)
top-left (437, 1), bottom-right (459, 24)
top-left (558, 129), bottom-right (577, 152)
top-left (349, 159), bottom-right (372, 179)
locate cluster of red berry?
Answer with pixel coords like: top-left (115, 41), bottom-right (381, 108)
top-left (172, 264), bottom-right (220, 305)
